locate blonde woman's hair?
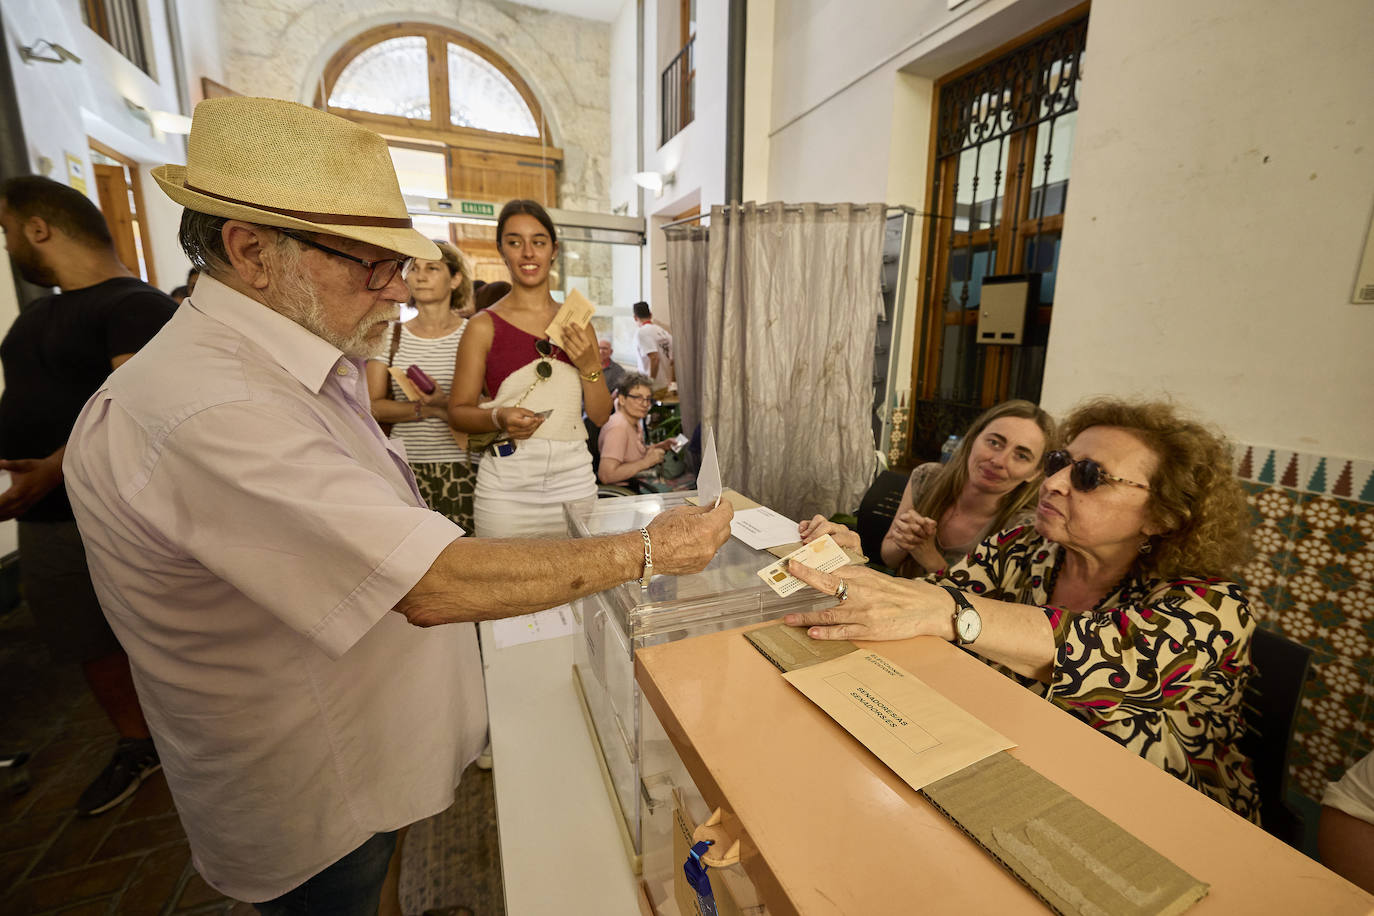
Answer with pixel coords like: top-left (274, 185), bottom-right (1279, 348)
top-left (912, 399), bottom-right (1056, 536)
top-left (430, 240), bottom-right (474, 314)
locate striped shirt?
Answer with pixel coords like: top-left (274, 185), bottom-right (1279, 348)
top-left (377, 322), bottom-right (468, 463)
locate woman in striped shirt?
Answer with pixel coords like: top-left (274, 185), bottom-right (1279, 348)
top-left (366, 240), bottom-right (480, 532)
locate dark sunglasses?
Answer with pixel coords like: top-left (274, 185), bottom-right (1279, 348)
top-left (1044, 449), bottom-right (1150, 492)
top-left (279, 230), bottom-right (413, 291)
top-left (534, 339), bottom-right (555, 378)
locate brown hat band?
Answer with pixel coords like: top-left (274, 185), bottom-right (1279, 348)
top-left (184, 183), bottom-right (414, 229)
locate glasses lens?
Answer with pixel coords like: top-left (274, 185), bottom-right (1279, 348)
top-left (1045, 450), bottom-right (1071, 476)
top-left (536, 360), bottom-right (552, 379)
top-left (535, 339), bottom-right (552, 358)
top-left (367, 261), bottom-right (395, 291)
top-left (1070, 459), bottom-right (1102, 492)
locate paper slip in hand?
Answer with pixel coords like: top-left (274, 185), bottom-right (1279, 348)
top-left (697, 424), bottom-right (722, 508)
top-left (387, 366), bottom-right (422, 402)
top-left (545, 288), bottom-right (596, 350)
top-left (670, 433), bottom-right (690, 452)
top-left (757, 534), bottom-right (850, 596)
top-left (731, 506), bottom-right (801, 550)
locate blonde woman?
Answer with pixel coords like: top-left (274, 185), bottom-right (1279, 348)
top-left (802, 400), bottom-right (1053, 575)
top-left (366, 240), bottom-right (478, 531)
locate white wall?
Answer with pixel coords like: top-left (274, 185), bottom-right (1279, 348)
top-left (3, 0), bottom-right (192, 292)
top-left (1041, 0), bottom-right (1374, 459)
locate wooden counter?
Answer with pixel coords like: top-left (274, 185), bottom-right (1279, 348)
top-left (635, 623), bottom-right (1374, 916)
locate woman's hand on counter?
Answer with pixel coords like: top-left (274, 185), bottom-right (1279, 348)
top-left (781, 564), bottom-right (948, 642)
top-left (798, 515), bottom-right (862, 552)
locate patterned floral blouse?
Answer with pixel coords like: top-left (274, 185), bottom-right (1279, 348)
top-left (933, 525), bottom-right (1262, 821)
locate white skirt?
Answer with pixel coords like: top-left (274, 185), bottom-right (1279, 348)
top-left (474, 438), bottom-right (597, 538)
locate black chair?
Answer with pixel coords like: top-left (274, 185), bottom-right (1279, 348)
top-left (854, 469), bottom-right (909, 565)
top-left (1238, 626), bottom-right (1313, 848)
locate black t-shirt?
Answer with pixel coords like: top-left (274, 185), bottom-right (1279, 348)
top-left (0, 277), bottom-right (176, 521)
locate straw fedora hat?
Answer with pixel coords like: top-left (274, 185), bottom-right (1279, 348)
top-left (153, 96), bottom-right (440, 261)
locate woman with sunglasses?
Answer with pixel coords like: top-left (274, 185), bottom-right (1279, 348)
top-left (447, 200), bottom-right (611, 537)
top-left (366, 241), bottom-right (478, 531)
top-left (800, 400), bottom-right (1053, 575)
top-left (598, 373), bottom-right (673, 486)
top-left (784, 397), bottom-right (1260, 821)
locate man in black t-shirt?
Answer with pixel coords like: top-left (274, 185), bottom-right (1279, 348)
top-left (0, 176), bottom-right (175, 816)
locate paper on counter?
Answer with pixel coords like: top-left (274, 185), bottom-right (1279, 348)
top-left (545, 289), bottom-right (596, 350)
top-left (784, 649), bottom-right (1015, 791)
top-left (697, 425), bottom-right (722, 508)
top-left (490, 604), bottom-right (580, 649)
top-left (732, 505), bottom-right (802, 550)
top-left (757, 534), bottom-right (851, 596)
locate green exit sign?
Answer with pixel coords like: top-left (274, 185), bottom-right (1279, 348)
top-left (460, 201), bottom-right (495, 217)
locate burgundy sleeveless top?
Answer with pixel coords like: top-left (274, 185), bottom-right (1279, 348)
top-left (483, 310), bottom-right (575, 396)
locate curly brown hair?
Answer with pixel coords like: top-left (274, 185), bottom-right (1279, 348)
top-left (1060, 397), bottom-right (1253, 580)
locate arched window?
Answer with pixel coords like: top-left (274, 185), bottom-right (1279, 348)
top-left (319, 23), bottom-right (561, 277)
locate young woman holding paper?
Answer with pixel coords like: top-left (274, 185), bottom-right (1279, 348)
top-left (366, 240), bottom-right (479, 531)
top-left (448, 199), bottom-right (612, 537)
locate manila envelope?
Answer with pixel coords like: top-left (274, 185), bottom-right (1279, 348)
top-left (783, 649), bottom-right (1014, 792)
top-left (546, 288), bottom-right (596, 350)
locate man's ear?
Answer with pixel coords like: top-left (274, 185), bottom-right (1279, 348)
top-left (221, 221), bottom-right (273, 290)
top-left (23, 215), bottom-right (52, 245)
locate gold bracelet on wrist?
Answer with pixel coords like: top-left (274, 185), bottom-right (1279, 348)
top-left (580, 368), bottom-right (601, 383)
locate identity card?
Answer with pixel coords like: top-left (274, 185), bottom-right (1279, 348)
top-left (757, 534), bottom-right (850, 596)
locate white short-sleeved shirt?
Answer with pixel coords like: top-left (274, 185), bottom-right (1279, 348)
top-left (1324, 750), bottom-right (1374, 824)
top-left (634, 321), bottom-right (673, 388)
top-left (63, 276), bottom-right (486, 902)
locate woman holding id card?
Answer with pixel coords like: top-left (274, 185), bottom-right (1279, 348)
top-left (447, 200), bottom-right (612, 537)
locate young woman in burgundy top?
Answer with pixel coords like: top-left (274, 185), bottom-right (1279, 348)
top-left (448, 200), bottom-right (612, 537)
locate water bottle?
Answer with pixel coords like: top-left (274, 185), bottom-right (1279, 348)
top-left (939, 434), bottom-right (960, 464)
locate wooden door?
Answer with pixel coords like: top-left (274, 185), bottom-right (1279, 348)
top-left (92, 163), bottom-right (140, 277)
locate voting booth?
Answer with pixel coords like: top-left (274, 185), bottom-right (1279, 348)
top-left (565, 491), bottom-right (828, 912)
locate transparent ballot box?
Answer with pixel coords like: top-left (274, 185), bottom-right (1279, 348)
top-left (566, 491), bottom-right (830, 913)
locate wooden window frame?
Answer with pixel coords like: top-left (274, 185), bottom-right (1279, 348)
top-left (87, 138), bottom-right (158, 288)
top-left (317, 23), bottom-right (562, 163)
top-left (911, 4), bottom-right (1088, 410)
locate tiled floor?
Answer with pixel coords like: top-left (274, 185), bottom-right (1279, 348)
top-left (0, 603), bottom-right (504, 915)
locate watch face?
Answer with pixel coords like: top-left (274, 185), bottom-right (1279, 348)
top-left (956, 608), bottom-right (982, 643)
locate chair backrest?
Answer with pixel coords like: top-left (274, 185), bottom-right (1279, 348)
top-left (1238, 625), bottom-right (1313, 847)
top-left (855, 469), bottom-right (909, 564)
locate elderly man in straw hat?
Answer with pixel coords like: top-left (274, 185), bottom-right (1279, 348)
top-left (61, 96), bottom-right (733, 913)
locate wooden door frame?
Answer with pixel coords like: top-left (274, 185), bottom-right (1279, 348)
top-left (87, 138), bottom-right (158, 287)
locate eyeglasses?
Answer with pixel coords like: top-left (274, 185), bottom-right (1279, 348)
top-left (622, 393), bottom-right (653, 403)
top-left (1044, 449), bottom-right (1150, 492)
top-left (279, 230), bottom-right (413, 291)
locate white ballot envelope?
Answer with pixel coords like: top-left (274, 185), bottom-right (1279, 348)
top-left (757, 534), bottom-right (850, 596)
top-left (698, 425), bottom-right (722, 508)
top-left (545, 288), bottom-right (596, 350)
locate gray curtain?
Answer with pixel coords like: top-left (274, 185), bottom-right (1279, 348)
top-left (663, 222), bottom-right (710, 439)
top-left (700, 202), bottom-right (887, 521)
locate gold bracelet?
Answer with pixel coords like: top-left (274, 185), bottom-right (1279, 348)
top-left (580, 369), bottom-right (601, 383)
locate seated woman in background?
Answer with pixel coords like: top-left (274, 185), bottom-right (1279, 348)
top-left (784, 397), bottom-right (1261, 820)
top-left (598, 372), bottom-right (671, 485)
top-left (801, 400), bottom-right (1053, 572)
top-left (366, 240), bottom-right (478, 531)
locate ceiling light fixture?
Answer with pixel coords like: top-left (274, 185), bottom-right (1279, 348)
top-left (124, 98), bottom-right (193, 135)
top-left (633, 170), bottom-right (676, 197)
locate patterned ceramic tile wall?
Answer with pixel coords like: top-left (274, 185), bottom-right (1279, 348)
top-left (1237, 470), bottom-right (1374, 805)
